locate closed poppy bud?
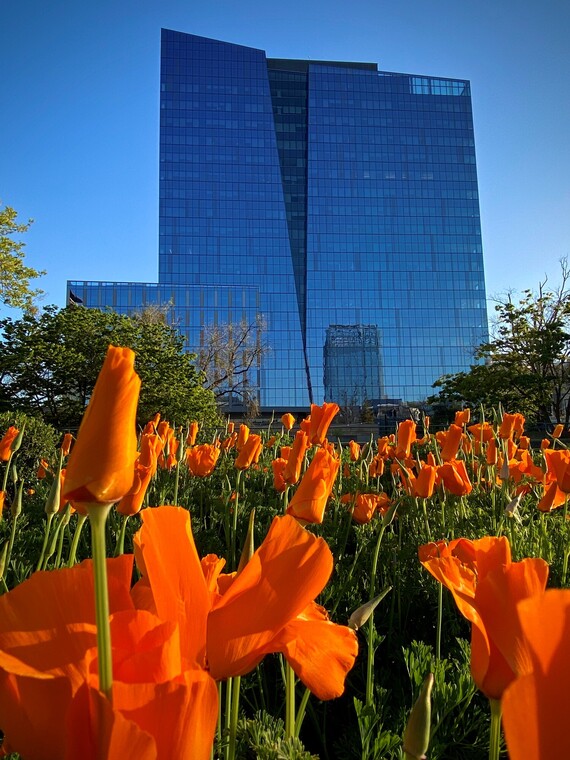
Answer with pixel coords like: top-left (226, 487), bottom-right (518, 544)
top-left (187, 421), bottom-right (199, 446)
top-left (281, 413), bottom-right (295, 431)
top-left (300, 416), bottom-right (311, 436)
top-left (187, 444), bottom-right (221, 477)
top-left (287, 448), bottom-right (340, 523)
top-left (518, 436), bottom-right (530, 450)
top-left (0, 491), bottom-right (6, 513)
top-left (63, 346), bottom-right (141, 505)
top-left (349, 587), bottom-right (392, 630)
top-left (265, 435), bottom-right (277, 448)
top-left (280, 446), bottom-right (292, 460)
top-left (0, 427), bottom-right (19, 462)
top-left (236, 424), bottom-right (250, 451)
top-left (403, 673), bottom-right (434, 760)
top-left (235, 434), bottom-right (263, 470)
top-left (282, 431), bottom-right (309, 485)
top-left (552, 424), bottom-right (564, 439)
top-left (308, 403), bottom-right (340, 446)
top-left (349, 440), bottom-right (361, 461)
top-left (60, 433), bottom-right (74, 457)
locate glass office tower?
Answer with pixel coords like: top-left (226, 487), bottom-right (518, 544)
top-left (69, 29), bottom-right (487, 411)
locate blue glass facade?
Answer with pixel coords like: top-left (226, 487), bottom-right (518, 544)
top-left (68, 29), bottom-right (487, 411)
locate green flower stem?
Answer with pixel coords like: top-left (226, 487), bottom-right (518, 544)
top-left (67, 513), bottom-right (88, 567)
top-left (488, 698), bottom-right (502, 760)
top-left (421, 498), bottom-right (432, 541)
top-left (42, 512), bottom-right (66, 570)
top-left (285, 662), bottom-right (296, 739)
top-left (294, 686), bottom-right (311, 738)
top-left (54, 505), bottom-right (71, 568)
top-left (114, 514), bottom-right (129, 557)
top-left (1, 453), bottom-right (14, 511)
top-left (224, 677), bottom-right (233, 760)
top-left (36, 513), bottom-right (54, 571)
top-left (231, 470), bottom-right (242, 570)
top-left (5, 513), bottom-right (20, 582)
top-left (366, 520), bottom-right (387, 706)
top-left (228, 675), bottom-right (241, 760)
top-left (87, 503), bottom-right (114, 703)
top-left (173, 434), bottom-right (182, 504)
top-left (436, 581), bottom-right (443, 661)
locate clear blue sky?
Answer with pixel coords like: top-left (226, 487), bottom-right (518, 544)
top-left (2, 0), bottom-right (569, 319)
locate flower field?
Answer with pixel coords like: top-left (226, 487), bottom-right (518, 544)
top-left (1, 345), bottom-right (570, 759)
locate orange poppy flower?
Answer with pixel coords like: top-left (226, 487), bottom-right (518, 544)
top-left (412, 464), bottom-right (437, 499)
top-left (63, 346), bottom-right (140, 505)
top-left (186, 444), bottom-right (221, 478)
top-left (543, 449), bottom-right (570, 492)
top-left (287, 448), bottom-right (340, 523)
top-left (486, 438), bottom-right (498, 465)
top-left (439, 424), bottom-right (463, 462)
top-left (308, 402), bottom-right (339, 446)
top-left (418, 536), bottom-right (548, 699)
top-left (271, 458), bottom-right (288, 492)
top-left (234, 434), bottom-right (263, 470)
top-left (37, 458), bottom-right (50, 479)
top-left (0, 426), bottom-right (19, 462)
top-left (537, 481), bottom-right (569, 512)
top-left (133, 507), bottom-right (357, 699)
top-left (499, 413), bottom-right (520, 440)
top-left (187, 421), bottom-right (199, 446)
top-left (281, 413), bottom-right (295, 431)
top-left (454, 409), bottom-right (471, 426)
top-left (300, 416), bottom-right (311, 436)
top-left (369, 455), bottom-right (385, 478)
top-left (467, 421), bottom-right (495, 443)
top-left (0, 554), bottom-right (218, 760)
top-left (236, 424), bottom-right (250, 451)
top-left (60, 433), bottom-right (74, 457)
top-left (502, 589), bottom-right (570, 759)
top-left (395, 420), bottom-right (416, 459)
top-left (117, 434), bottom-right (160, 517)
top-left (350, 493), bottom-right (388, 524)
top-left (437, 460), bottom-right (473, 496)
top-left (349, 440), bottom-right (361, 461)
top-left (282, 430), bottom-right (309, 485)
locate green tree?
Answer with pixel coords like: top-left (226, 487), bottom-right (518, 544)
top-left (0, 205), bottom-right (45, 314)
top-left (430, 260), bottom-right (570, 427)
top-left (0, 305), bottom-right (220, 429)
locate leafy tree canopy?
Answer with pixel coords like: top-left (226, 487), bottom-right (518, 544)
top-left (0, 305), bottom-right (220, 430)
top-left (430, 259), bottom-right (570, 427)
top-left (0, 205), bottom-right (45, 314)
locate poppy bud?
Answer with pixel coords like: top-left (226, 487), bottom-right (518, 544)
top-left (403, 673), bottom-right (434, 760)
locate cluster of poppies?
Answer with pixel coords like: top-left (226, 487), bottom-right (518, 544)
top-left (4, 346), bottom-right (570, 759)
top-left (420, 535), bottom-right (570, 758)
top-left (0, 347), bottom-right (357, 759)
